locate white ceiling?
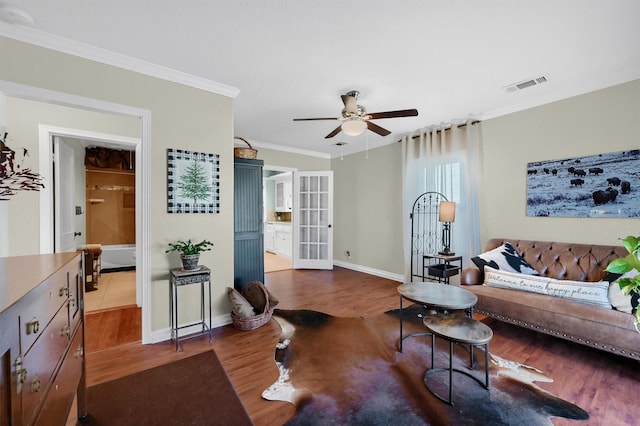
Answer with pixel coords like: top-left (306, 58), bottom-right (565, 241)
top-left (2, 1), bottom-right (640, 158)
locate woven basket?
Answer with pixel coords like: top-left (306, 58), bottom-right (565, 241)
top-left (233, 137), bottom-right (257, 159)
top-left (231, 282), bottom-right (274, 330)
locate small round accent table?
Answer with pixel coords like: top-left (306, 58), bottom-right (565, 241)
top-left (397, 282), bottom-right (477, 352)
top-left (423, 314), bottom-right (493, 405)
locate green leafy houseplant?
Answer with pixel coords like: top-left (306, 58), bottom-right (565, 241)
top-left (166, 239), bottom-right (214, 270)
top-left (165, 239), bottom-right (214, 255)
top-left (605, 235), bottom-right (640, 331)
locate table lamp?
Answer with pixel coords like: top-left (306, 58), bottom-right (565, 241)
top-left (438, 201), bottom-right (456, 255)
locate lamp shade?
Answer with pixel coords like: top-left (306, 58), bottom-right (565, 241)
top-left (341, 118), bottom-right (367, 136)
top-left (438, 201), bottom-right (456, 222)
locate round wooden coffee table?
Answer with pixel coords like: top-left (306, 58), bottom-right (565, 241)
top-left (422, 314), bottom-right (493, 405)
top-left (397, 282), bottom-right (477, 351)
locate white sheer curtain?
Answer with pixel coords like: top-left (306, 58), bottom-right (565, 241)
top-left (401, 120), bottom-right (483, 280)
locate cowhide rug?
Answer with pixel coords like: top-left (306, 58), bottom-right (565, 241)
top-left (263, 306), bottom-right (589, 426)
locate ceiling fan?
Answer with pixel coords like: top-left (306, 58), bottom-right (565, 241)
top-left (293, 90), bottom-right (418, 138)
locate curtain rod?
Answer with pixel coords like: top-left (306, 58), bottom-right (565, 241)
top-left (396, 119), bottom-right (481, 143)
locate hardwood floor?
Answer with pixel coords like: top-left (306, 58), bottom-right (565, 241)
top-left (84, 267), bottom-right (639, 426)
top-left (85, 306), bottom-right (141, 353)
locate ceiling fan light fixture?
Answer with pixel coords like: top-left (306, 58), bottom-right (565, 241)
top-left (341, 118), bottom-right (367, 136)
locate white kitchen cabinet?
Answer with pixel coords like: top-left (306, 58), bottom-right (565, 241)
top-left (264, 223), bottom-right (275, 253)
top-left (273, 223), bottom-right (292, 258)
top-left (275, 180), bottom-right (292, 212)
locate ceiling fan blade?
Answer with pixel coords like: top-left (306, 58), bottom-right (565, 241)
top-left (367, 121), bottom-right (391, 137)
top-left (367, 109), bottom-right (418, 120)
top-left (293, 117), bottom-right (339, 121)
top-left (325, 125), bottom-right (343, 139)
top-left (341, 94), bottom-right (358, 114)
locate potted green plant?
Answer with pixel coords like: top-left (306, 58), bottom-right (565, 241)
top-left (605, 235), bottom-right (640, 331)
top-left (165, 239), bottom-right (214, 270)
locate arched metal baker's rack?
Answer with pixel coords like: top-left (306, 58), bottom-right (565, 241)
top-left (409, 191), bottom-right (448, 281)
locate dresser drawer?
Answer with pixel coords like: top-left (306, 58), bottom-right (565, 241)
top-left (21, 305), bottom-right (71, 425)
top-left (33, 325), bottom-right (84, 426)
top-left (19, 266), bottom-right (71, 354)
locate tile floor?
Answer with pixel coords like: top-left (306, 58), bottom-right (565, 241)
top-left (85, 270), bottom-right (137, 312)
top-left (264, 252), bottom-right (292, 272)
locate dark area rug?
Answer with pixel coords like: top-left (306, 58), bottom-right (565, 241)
top-left (264, 307), bottom-right (589, 426)
top-left (80, 350), bottom-right (252, 426)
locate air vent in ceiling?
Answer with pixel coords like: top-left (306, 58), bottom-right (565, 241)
top-left (504, 76), bottom-right (548, 93)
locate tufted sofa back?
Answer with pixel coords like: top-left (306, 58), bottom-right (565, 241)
top-left (485, 238), bottom-right (627, 282)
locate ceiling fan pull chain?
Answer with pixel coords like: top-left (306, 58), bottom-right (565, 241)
top-left (365, 132), bottom-right (369, 160)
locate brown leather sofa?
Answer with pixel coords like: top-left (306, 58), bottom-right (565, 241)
top-left (461, 238), bottom-right (640, 360)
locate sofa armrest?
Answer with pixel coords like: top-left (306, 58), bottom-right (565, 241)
top-left (461, 267), bottom-right (482, 285)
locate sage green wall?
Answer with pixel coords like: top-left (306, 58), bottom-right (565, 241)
top-left (480, 79), bottom-right (640, 247)
top-left (3, 97), bottom-right (139, 256)
top-left (0, 37), bottom-right (234, 334)
top-left (331, 143), bottom-right (404, 275)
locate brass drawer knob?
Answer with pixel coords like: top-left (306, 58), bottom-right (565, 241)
top-left (26, 318), bottom-right (40, 335)
top-left (60, 325), bottom-right (71, 336)
top-left (31, 377), bottom-right (41, 393)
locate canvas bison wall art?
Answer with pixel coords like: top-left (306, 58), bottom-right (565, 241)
top-left (526, 149), bottom-right (639, 218)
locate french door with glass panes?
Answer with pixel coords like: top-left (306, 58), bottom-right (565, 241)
top-left (292, 171), bottom-right (333, 269)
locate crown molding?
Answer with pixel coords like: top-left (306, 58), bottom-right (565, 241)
top-left (0, 23), bottom-right (240, 98)
top-left (244, 139), bottom-right (331, 159)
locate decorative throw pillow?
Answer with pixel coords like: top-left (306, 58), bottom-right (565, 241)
top-left (546, 278), bottom-right (612, 308)
top-left (243, 281), bottom-right (279, 314)
top-left (472, 242), bottom-right (538, 275)
top-left (484, 266), bottom-right (550, 295)
top-left (606, 269), bottom-right (640, 314)
top-left (227, 287), bottom-right (255, 318)
top-left (484, 267), bottom-right (612, 308)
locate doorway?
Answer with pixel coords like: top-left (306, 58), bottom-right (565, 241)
top-left (48, 131), bottom-right (140, 314)
top-left (263, 165), bottom-right (295, 272)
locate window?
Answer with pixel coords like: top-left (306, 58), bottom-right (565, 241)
top-left (425, 155), bottom-right (463, 204)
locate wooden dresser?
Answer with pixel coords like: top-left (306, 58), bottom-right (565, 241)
top-left (0, 252), bottom-right (86, 425)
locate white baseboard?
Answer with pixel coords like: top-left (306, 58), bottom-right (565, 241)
top-left (150, 264), bottom-right (402, 344)
top-left (333, 260), bottom-right (404, 282)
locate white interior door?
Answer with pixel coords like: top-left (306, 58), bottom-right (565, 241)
top-left (292, 171), bottom-right (333, 269)
top-left (53, 137), bottom-right (76, 253)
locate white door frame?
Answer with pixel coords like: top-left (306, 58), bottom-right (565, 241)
top-left (0, 80), bottom-right (153, 344)
top-left (39, 127), bottom-right (141, 254)
top-left (263, 164), bottom-right (296, 255)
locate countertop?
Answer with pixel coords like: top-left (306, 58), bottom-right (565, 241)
top-left (1, 252), bottom-right (81, 312)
